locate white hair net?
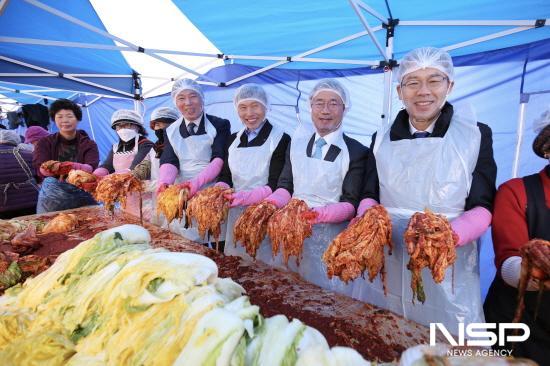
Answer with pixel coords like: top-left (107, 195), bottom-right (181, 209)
top-left (397, 47), bottom-right (454, 83)
top-left (110, 109), bottom-right (143, 129)
top-left (0, 130), bottom-right (21, 146)
top-left (171, 78), bottom-right (204, 104)
top-left (533, 108), bottom-right (550, 134)
top-left (233, 84), bottom-right (269, 109)
top-left (309, 79), bottom-right (350, 109)
top-left (151, 107), bottom-right (180, 122)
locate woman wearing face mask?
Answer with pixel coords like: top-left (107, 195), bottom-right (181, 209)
top-left (148, 107), bottom-right (180, 181)
top-left (131, 107), bottom-right (179, 222)
top-left (484, 109), bottom-right (550, 365)
top-left (93, 109), bottom-right (153, 216)
top-left (94, 109), bottom-right (153, 177)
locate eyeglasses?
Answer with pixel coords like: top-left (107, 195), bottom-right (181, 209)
top-left (401, 75), bottom-right (448, 91)
top-left (312, 101), bottom-right (344, 111)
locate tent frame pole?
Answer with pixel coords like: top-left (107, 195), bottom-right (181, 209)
top-left (85, 102), bottom-right (96, 141)
top-left (0, 36), bottom-right (378, 66)
top-left (224, 26), bottom-right (383, 86)
top-left (23, 0), bottom-right (216, 83)
top-left (512, 97), bottom-right (528, 178)
top-left (399, 20), bottom-right (548, 26)
top-left (349, 0), bottom-right (388, 61)
top-left (0, 73), bottom-right (132, 78)
top-left (0, 80), bottom-right (133, 103)
top-left (142, 59), bottom-right (221, 97)
top-left (443, 26), bottom-right (536, 52)
top-left (0, 84), bottom-right (61, 102)
top-left (382, 37), bottom-right (394, 126)
top-left (349, 0), bottom-right (388, 24)
top-left (0, 55), bottom-right (135, 98)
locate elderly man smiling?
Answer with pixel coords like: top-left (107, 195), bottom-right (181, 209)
top-left (255, 78), bottom-right (368, 294)
top-left (353, 47), bottom-right (497, 334)
top-left (157, 78), bottom-right (230, 242)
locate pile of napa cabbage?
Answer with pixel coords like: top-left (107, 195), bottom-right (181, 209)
top-left (0, 225), bottom-right (370, 366)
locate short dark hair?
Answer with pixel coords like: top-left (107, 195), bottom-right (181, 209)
top-left (49, 99), bottom-right (82, 121)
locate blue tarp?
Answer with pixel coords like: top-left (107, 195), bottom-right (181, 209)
top-left (0, 81), bottom-right (76, 105)
top-left (174, 0), bottom-right (550, 67)
top-left (1, 0), bottom-right (549, 98)
top-left (0, 0), bottom-right (134, 97)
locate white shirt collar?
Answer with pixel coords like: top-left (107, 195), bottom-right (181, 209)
top-left (314, 127), bottom-right (341, 147)
top-left (246, 119), bottom-right (267, 138)
top-left (408, 117), bottom-right (437, 135)
top-left (184, 114), bottom-right (203, 127)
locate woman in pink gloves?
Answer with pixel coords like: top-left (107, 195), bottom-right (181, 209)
top-left (92, 109), bottom-right (153, 217)
top-left (33, 99), bottom-right (99, 213)
top-left (256, 78), bottom-right (368, 295)
top-left (157, 78), bottom-right (230, 242)
top-left (217, 84), bottom-right (290, 255)
top-left (353, 47), bottom-right (497, 335)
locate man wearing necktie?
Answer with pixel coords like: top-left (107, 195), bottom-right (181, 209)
top-left (354, 47), bottom-right (497, 335)
top-left (215, 84), bottom-right (291, 256)
top-left (156, 78), bottom-right (230, 243)
top-left (256, 79), bottom-right (368, 295)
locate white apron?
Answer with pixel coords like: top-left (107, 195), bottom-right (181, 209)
top-left (256, 130), bottom-right (355, 297)
top-left (224, 124), bottom-right (284, 258)
top-left (164, 115), bottom-right (216, 242)
top-left (143, 148), bottom-right (160, 224)
top-left (112, 136), bottom-right (145, 219)
top-left (352, 110), bottom-right (484, 335)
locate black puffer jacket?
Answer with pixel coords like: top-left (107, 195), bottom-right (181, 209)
top-left (0, 144), bottom-right (39, 212)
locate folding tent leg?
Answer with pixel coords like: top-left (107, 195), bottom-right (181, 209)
top-left (85, 102), bottom-right (96, 141)
top-left (512, 97), bottom-right (528, 178)
top-left (381, 28), bottom-right (394, 126)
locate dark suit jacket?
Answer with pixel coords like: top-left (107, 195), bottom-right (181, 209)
top-left (217, 120), bottom-right (291, 191)
top-left (277, 132), bottom-right (368, 208)
top-left (160, 113), bottom-right (231, 168)
top-left (363, 102), bottom-right (497, 212)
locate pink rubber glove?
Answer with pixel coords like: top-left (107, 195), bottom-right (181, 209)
top-left (180, 158), bottom-right (224, 198)
top-left (356, 198), bottom-right (379, 217)
top-left (70, 162), bottom-right (93, 173)
top-left (264, 188), bottom-right (291, 209)
top-left (228, 186), bottom-right (272, 207)
top-left (93, 167), bottom-right (109, 177)
top-left (39, 167), bottom-right (55, 177)
top-left (451, 206), bottom-right (492, 247)
top-left (156, 163), bottom-right (178, 195)
top-left (215, 182), bottom-right (231, 190)
top-left (158, 163), bottom-right (178, 185)
top-left (305, 202), bottom-right (355, 224)
top-left (156, 183), bottom-right (168, 196)
top-left (179, 180), bottom-right (199, 198)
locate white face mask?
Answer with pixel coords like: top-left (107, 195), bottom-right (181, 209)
top-left (117, 128), bottom-right (138, 142)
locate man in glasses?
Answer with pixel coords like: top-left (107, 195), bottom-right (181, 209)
top-left (257, 78), bottom-right (368, 294)
top-left (353, 47), bottom-right (497, 335)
